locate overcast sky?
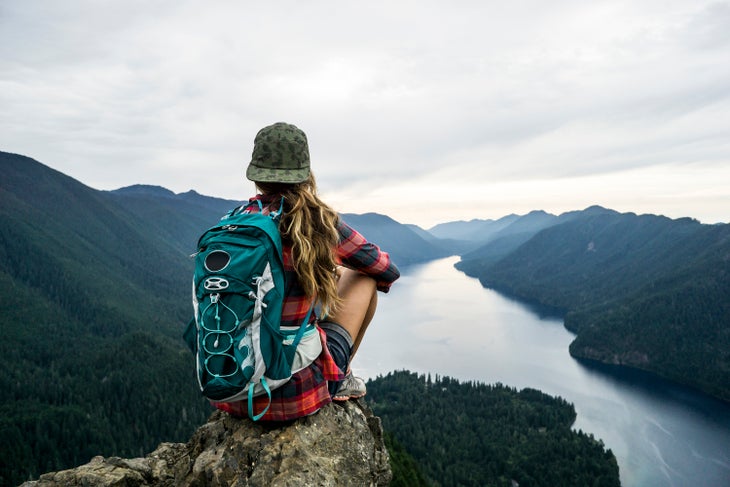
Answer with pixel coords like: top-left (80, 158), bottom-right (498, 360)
top-left (1, 1), bottom-right (728, 227)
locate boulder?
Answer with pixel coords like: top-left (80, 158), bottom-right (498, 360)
top-left (22, 399), bottom-right (391, 486)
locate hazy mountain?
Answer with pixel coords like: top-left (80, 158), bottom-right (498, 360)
top-left (460, 206), bottom-right (617, 267)
top-left (404, 223), bottom-right (438, 242)
top-left (498, 209), bottom-right (556, 234)
top-left (457, 210), bottom-right (730, 401)
top-left (109, 187), bottom-right (445, 267)
top-left (341, 213), bottom-right (451, 266)
top-left (556, 204), bottom-right (619, 221)
top-left (428, 214), bottom-right (520, 242)
top-left (427, 211), bottom-right (563, 257)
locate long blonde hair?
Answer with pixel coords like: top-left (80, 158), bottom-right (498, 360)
top-left (256, 173), bottom-right (341, 315)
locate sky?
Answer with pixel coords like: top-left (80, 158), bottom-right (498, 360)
top-left (1, 0), bottom-right (729, 228)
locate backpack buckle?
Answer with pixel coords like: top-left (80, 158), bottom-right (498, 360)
top-left (204, 277), bottom-right (230, 291)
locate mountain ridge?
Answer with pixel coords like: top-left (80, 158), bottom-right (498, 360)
top-left (456, 209), bottom-right (730, 401)
top-left (341, 212), bottom-right (450, 265)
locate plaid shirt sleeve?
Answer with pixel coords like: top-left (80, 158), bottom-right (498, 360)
top-left (336, 219), bottom-right (400, 292)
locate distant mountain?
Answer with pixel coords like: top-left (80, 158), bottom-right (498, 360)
top-left (456, 210), bottom-right (730, 402)
top-left (110, 187), bottom-right (445, 267)
top-left (497, 209), bottom-right (557, 235)
top-left (404, 223), bottom-right (438, 243)
top-left (106, 185), bottom-right (239, 256)
top-left (111, 184), bottom-right (177, 198)
top-left (460, 206), bottom-right (617, 267)
top-left (341, 213), bottom-right (451, 266)
top-left (428, 214), bottom-right (519, 242)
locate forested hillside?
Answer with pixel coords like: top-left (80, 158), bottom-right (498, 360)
top-left (456, 210), bottom-right (730, 401)
top-left (11, 150), bottom-right (712, 486)
top-left (0, 151), bottom-right (444, 484)
top-left (368, 371), bottom-right (620, 487)
top-left (459, 206), bottom-right (617, 267)
top-left (0, 152), bottom-right (238, 485)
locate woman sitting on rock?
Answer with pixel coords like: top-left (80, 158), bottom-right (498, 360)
top-left (212, 122), bottom-right (400, 421)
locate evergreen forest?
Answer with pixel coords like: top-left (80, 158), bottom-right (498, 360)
top-left (0, 151), bottom-right (445, 485)
top-left (368, 371), bottom-right (620, 487)
top-left (0, 153), bottom-right (227, 485)
top-left (1, 150), bottom-right (725, 485)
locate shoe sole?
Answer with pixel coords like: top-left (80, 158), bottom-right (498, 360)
top-left (333, 391), bottom-right (366, 402)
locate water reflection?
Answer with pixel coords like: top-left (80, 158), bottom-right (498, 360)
top-left (353, 257), bottom-right (730, 487)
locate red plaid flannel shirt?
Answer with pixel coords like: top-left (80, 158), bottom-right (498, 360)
top-left (212, 194), bottom-right (400, 421)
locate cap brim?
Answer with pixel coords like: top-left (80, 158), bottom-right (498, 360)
top-left (246, 163), bottom-right (310, 183)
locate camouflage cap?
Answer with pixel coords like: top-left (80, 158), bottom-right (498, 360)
top-left (246, 122), bottom-right (311, 183)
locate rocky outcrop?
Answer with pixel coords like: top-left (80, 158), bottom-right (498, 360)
top-left (22, 399), bottom-right (391, 486)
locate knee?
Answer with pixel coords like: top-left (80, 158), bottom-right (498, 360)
top-left (337, 267), bottom-right (377, 294)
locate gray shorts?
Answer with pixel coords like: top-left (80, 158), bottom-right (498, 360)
top-left (318, 321), bottom-right (352, 395)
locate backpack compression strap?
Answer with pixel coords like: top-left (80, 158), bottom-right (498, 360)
top-left (291, 304), bottom-right (315, 350)
top-left (248, 377), bottom-right (272, 421)
top-left (247, 303), bottom-right (315, 421)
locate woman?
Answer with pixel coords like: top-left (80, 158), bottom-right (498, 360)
top-left (212, 122), bottom-right (400, 421)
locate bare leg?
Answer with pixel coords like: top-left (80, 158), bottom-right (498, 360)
top-left (327, 267), bottom-right (378, 361)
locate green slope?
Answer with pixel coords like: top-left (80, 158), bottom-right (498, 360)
top-left (0, 150), bottom-right (440, 485)
top-left (456, 210), bottom-right (730, 401)
top-left (368, 371), bottom-right (620, 487)
top-left (0, 152), bottom-right (237, 485)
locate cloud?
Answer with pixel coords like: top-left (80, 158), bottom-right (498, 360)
top-left (0, 0), bottom-right (728, 225)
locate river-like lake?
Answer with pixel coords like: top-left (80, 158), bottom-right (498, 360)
top-left (352, 257), bottom-right (730, 487)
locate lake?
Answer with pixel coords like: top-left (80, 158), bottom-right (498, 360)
top-left (352, 256), bottom-right (730, 487)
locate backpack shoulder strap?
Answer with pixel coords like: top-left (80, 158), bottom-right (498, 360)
top-left (268, 196), bottom-right (286, 220)
top-left (227, 196), bottom-right (285, 219)
top-left (224, 204), bottom-right (248, 218)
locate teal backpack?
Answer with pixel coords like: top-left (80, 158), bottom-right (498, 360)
top-left (184, 200), bottom-right (313, 420)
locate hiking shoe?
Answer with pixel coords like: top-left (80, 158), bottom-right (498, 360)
top-left (333, 372), bottom-right (366, 401)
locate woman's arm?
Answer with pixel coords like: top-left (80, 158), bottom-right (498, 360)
top-left (335, 219), bottom-right (400, 292)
